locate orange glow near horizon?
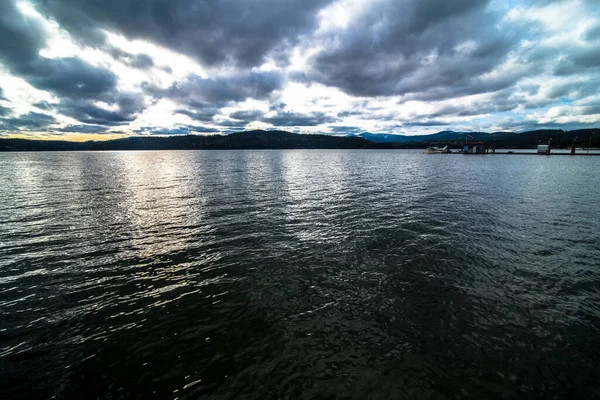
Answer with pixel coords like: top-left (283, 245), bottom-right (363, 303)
top-left (2, 132), bottom-right (131, 142)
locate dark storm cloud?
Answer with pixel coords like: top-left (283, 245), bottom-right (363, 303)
top-left (328, 125), bottom-right (364, 135)
top-left (262, 111), bottom-right (335, 126)
top-left (0, 1), bottom-right (45, 64)
top-left (165, 72), bottom-right (283, 123)
top-left (0, 112), bottom-right (56, 131)
top-left (33, 101), bottom-right (54, 111)
top-left (401, 67), bottom-right (538, 102)
top-left (304, 0), bottom-right (528, 99)
top-left (418, 92), bottom-right (521, 120)
top-left (188, 126), bottom-right (220, 133)
top-left (27, 58), bottom-right (118, 99)
top-left (229, 110), bottom-right (264, 122)
top-left (0, 0), bottom-right (121, 118)
top-left (269, 103), bottom-right (286, 112)
top-left (175, 108), bottom-right (219, 122)
top-left (116, 93), bottom-right (147, 116)
top-left (0, 0), bottom-right (151, 134)
top-left (58, 93), bottom-right (145, 126)
top-left (174, 99), bottom-right (221, 122)
top-left (336, 110), bottom-right (363, 118)
top-left (108, 47), bottom-right (155, 69)
top-left (1, 0), bottom-right (598, 136)
top-left (0, 88), bottom-right (6, 101)
top-left (34, 0), bottom-right (334, 68)
top-left (580, 104), bottom-right (600, 115)
top-left (585, 23), bottom-right (600, 41)
top-left (217, 119), bottom-right (248, 128)
top-left (219, 119), bottom-right (246, 130)
top-left (56, 124), bottom-right (109, 134)
top-left (546, 79), bottom-right (600, 100)
top-left (58, 102), bottom-right (131, 126)
top-left (166, 71), bottom-right (283, 105)
top-left (0, 1), bottom-right (118, 100)
top-left (132, 54), bottom-right (155, 69)
top-left (572, 48), bottom-right (600, 69)
top-left (554, 45), bottom-right (600, 76)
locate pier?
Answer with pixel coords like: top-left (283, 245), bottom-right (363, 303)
top-left (429, 150), bottom-right (600, 156)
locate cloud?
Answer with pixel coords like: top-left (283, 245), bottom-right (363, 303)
top-left (136, 125), bottom-right (220, 135)
top-left (305, 0), bottom-right (526, 99)
top-left (328, 125), bottom-right (364, 135)
top-left (336, 110), bottom-right (363, 118)
top-left (166, 71), bottom-right (283, 104)
top-left (545, 79), bottom-right (600, 100)
top-left (0, 1), bottom-right (118, 100)
top-left (57, 93), bottom-right (145, 126)
top-left (229, 110), bottom-right (264, 122)
top-left (554, 47), bottom-right (600, 76)
top-left (107, 46), bottom-right (154, 70)
top-left (402, 120), bottom-right (452, 127)
top-left (0, 0), bottom-right (599, 137)
top-left (269, 102), bottom-right (286, 111)
top-left (0, 111), bottom-right (56, 131)
top-left (57, 101), bottom-right (131, 126)
top-left (27, 57), bottom-right (118, 99)
top-left (175, 107), bottom-right (220, 122)
top-left (0, 1), bottom-right (46, 65)
top-left (56, 124), bottom-right (109, 134)
top-left (108, 46), bottom-right (155, 69)
top-left (162, 71), bottom-right (283, 124)
top-left (584, 23), bottom-right (600, 41)
top-left (262, 111), bottom-right (335, 126)
top-left (214, 118), bottom-right (248, 128)
top-left (187, 125), bottom-right (220, 133)
top-left (34, 0), bottom-right (334, 68)
top-left (33, 101), bottom-right (54, 110)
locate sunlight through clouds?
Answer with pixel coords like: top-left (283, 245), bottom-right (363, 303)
top-left (0, 0), bottom-right (598, 139)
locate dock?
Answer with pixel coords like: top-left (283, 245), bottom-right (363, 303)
top-left (428, 150), bottom-right (600, 156)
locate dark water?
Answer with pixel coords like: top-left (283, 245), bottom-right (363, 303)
top-left (1, 150), bottom-right (600, 399)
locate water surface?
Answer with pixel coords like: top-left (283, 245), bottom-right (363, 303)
top-left (1, 150), bottom-right (599, 398)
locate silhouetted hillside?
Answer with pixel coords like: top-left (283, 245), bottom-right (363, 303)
top-left (357, 131), bottom-right (495, 143)
top-left (360, 128), bottom-right (600, 149)
top-left (1, 128), bottom-right (598, 151)
top-left (357, 129), bottom-right (600, 148)
top-left (0, 130), bottom-right (390, 151)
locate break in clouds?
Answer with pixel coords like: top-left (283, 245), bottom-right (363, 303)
top-left (0, 0), bottom-right (599, 138)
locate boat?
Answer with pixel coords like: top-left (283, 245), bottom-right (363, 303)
top-left (426, 145), bottom-right (450, 154)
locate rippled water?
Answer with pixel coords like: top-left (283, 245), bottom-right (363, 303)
top-left (1, 150), bottom-right (600, 399)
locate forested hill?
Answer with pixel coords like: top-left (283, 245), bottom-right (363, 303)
top-left (0, 130), bottom-right (389, 151)
top-left (356, 128), bottom-right (600, 148)
top-left (0, 128), bottom-right (598, 151)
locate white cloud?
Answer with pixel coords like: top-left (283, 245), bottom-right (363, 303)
top-left (0, 0), bottom-right (599, 137)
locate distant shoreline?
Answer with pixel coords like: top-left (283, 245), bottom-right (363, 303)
top-left (1, 129), bottom-right (598, 152)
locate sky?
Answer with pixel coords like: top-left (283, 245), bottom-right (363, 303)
top-left (0, 0), bottom-right (599, 140)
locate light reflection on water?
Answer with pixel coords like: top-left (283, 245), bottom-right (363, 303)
top-left (1, 150), bottom-right (600, 399)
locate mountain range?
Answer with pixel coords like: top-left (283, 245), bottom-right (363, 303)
top-left (0, 129), bottom-right (598, 151)
top-left (354, 131), bottom-right (507, 143)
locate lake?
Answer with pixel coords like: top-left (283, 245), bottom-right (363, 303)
top-left (1, 150), bottom-right (599, 399)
